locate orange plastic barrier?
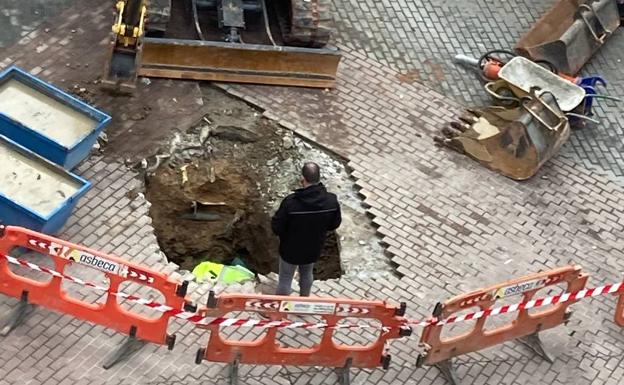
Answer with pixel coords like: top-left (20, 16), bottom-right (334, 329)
top-left (615, 287), bottom-right (624, 327)
top-left (194, 293), bottom-right (411, 371)
top-left (417, 265), bottom-right (587, 368)
top-left (0, 226), bottom-right (186, 347)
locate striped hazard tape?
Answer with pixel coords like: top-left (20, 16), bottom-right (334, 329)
top-left (3, 253), bottom-right (623, 330)
top-left (245, 300), bottom-right (280, 310)
top-left (2, 254), bottom-right (210, 323)
top-left (0, 254), bottom-right (391, 330)
top-left (408, 281), bottom-right (624, 327)
top-left (337, 305), bottom-right (371, 315)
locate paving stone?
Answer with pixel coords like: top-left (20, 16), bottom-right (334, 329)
top-left (0, 1), bottom-right (624, 385)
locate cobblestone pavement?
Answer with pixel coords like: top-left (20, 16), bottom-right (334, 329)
top-left (0, 0), bottom-right (77, 48)
top-left (331, 0), bottom-right (624, 184)
top-left (1, 1), bottom-right (624, 385)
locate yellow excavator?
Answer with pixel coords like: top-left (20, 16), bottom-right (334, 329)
top-left (102, 0), bottom-right (341, 92)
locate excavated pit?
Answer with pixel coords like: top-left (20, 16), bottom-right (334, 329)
top-left (144, 86), bottom-right (343, 280)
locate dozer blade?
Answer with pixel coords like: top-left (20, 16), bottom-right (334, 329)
top-left (516, 0), bottom-right (620, 75)
top-left (435, 90), bottom-right (570, 180)
top-left (138, 38), bottom-right (341, 89)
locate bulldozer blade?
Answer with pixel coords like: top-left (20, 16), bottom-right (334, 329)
top-left (515, 0), bottom-right (620, 75)
top-left (440, 91), bottom-right (570, 180)
top-left (138, 38), bottom-right (341, 88)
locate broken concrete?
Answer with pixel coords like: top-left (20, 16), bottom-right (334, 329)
top-left (144, 86), bottom-right (394, 282)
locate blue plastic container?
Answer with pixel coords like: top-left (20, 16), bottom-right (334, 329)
top-left (0, 66), bottom-right (111, 170)
top-left (0, 135), bottom-right (91, 234)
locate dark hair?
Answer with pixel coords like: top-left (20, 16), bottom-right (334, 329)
top-left (301, 162), bottom-right (321, 184)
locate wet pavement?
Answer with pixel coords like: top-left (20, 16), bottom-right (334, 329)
top-left (0, 0), bottom-right (77, 48)
top-left (1, 2), bottom-right (624, 385)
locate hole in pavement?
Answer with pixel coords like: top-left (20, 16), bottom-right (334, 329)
top-left (143, 90), bottom-right (342, 280)
top-left (143, 86), bottom-right (394, 282)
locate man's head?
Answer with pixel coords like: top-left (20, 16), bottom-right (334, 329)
top-left (301, 162), bottom-right (321, 187)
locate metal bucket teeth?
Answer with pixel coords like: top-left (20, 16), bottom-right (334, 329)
top-left (437, 92), bottom-right (570, 180)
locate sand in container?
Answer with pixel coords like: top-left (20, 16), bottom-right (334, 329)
top-left (0, 142), bottom-right (81, 217)
top-left (0, 79), bottom-right (98, 148)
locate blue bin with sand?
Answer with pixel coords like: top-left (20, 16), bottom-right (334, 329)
top-left (0, 66), bottom-right (111, 170)
top-left (0, 135), bottom-right (91, 234)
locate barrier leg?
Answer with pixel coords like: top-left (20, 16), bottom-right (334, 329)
top-left (228, 354), bottom-right (240, 385)
top-left (435, 359), bottom-right (461, 385)
top-left (517, 332), bottom-right (554, 363)
top-left (0, 291), bottom-right (35, 336)
top-left (336, 358), bottom-right (353, 385)
top-left (102, 326), bottom-right (146, 369)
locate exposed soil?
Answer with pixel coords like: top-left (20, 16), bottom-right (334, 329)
top-left (144, 86), bottom-right (342, 280)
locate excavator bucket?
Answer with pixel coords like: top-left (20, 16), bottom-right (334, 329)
top-left (138, 38), bottom-right (341, 88)
top-left (102, 42), bottom-right (143, 94)
top-left (435, 90), bottom-right (570, 180)
top-left (516, 0), bottom-right (620, 75)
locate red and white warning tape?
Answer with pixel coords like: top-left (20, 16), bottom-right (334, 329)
top-left (2, 254), bottom-right (211, 323)
top-left (1, 254), bottom-right (386, 330)
top-left (410, 282), bottom-right (624, 327)
top-left (3, 254), bottom-right (623, 330)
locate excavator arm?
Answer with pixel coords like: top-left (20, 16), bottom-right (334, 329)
top-left (102, 0), bottom-right (148, 93)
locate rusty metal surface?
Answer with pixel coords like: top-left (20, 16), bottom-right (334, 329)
top-left (139, 38), bottom-right (341, 88)
top-left (436, 90), bottom-right (571, 180)
top-left (516, 0), bottom-right (620, 75)
top-left (103, 0), bottom-right (341, 89)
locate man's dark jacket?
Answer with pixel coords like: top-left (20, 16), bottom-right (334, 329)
top-left (271, 183), bottom-right (341, 265)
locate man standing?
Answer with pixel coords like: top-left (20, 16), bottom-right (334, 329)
top-left (271, 162), bottom-right (341, 296)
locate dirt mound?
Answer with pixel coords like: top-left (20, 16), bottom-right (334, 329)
top-left (146, 156), bottom-right (279, 274)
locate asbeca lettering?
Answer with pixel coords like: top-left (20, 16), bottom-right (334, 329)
top-left (75, 254), bottom-right (117, 272)
top-left (504, 282), bottom-right (535, 295)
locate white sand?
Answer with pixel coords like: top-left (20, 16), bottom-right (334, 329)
top-left (0, 79), bottom-right (97, 147)
top-left (0, 143), bottom-right (80, 217)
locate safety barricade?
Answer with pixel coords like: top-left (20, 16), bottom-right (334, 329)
top-left (0, 226), bottom-right (188, 368)
top-left (416, 265), bottom-right (588, 385)
top-left (615, 286), bottom-right (624, 327)
top-left (193, 292), bottom-right (412, 385)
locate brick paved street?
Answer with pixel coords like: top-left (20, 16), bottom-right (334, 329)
top-left (0, 1), bottom-right (624, 385)
top-left (0, 0), bottom-right (77, 48)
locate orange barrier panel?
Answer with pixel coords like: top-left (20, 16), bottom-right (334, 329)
top-left (194, 292), bottom-right (411, 376)
top-left (0, 226), bottom-right (186, 347)
top-left (417, 266), bottom-right (587, 383)
top-left (615, 287), bottom-right (624, 327)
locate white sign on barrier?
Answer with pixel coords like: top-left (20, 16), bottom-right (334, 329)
top-left (279, 301), bottom-right (336, 314)
top-left (493, 278), bottom-right (547, 299)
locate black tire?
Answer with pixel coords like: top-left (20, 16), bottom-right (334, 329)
top-left (283, 0), bottom-right (333, 48)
